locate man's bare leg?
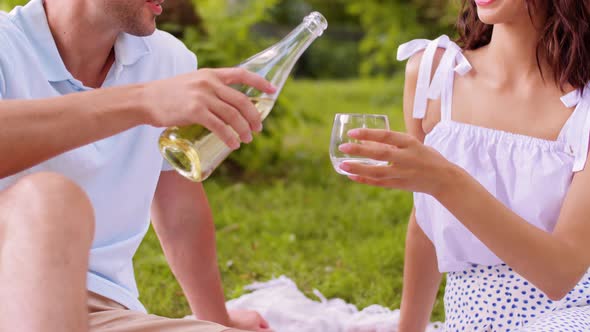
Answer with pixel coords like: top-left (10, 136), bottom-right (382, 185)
top-left (0, 172), bottom-right (95, 332)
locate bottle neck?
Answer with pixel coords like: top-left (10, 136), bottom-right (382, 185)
top-left (238, 22), bottom-right (320, 99)
top-left (273, 23), bottom-right (319, 66)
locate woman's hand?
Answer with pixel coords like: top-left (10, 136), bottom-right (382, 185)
top-left (338, 128), bottom-right (460, 196)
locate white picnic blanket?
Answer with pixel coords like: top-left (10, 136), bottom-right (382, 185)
top-left (223, 276), bottom-right (444, 332)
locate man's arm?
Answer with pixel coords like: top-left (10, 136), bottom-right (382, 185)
top-left (151, 171), bottom-right (270, 330)
top-left (151, 171), bottom-right (229, 323)
top-left (0, 68), bottom-right (275, 178)
top-left (0, 86), bottom-right (146, 178)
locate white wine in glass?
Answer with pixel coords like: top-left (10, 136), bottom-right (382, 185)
top-left (329, 113), bottom-right (390, 176)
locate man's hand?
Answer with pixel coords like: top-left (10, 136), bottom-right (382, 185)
top-left (228, 309), bottom-right (273, 332)
top-left (142, 68), bottom-right (276, 150)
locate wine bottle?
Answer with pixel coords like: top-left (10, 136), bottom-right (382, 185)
top-left (159, 12), bottom-right (328, 182)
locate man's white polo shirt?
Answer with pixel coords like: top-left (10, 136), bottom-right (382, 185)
top-left (0, 0), bottom-right (197, 312)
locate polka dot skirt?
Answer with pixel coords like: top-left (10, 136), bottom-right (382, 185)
top-left (443, 264), bottom-right (590, 332)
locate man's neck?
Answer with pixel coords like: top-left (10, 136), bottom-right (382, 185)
top-left (44, 0), bottom-right (119, 88)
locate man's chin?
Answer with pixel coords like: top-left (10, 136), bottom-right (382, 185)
top-left (126, 22), bottom-right (157, 37)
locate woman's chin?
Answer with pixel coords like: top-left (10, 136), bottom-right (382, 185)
top-left (477, 12), bottom-right (503, 25)
top-left (476, 1), bottom-right (529, 26)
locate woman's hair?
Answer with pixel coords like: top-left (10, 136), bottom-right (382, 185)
top-left (456, 0), bottom-right (590, 91)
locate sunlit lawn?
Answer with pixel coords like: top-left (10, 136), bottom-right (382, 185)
top-left (134, 78), bottom-right (446, 322)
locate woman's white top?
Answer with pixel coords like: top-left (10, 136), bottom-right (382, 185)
top-left (397, 35), bottom-right (590, 272)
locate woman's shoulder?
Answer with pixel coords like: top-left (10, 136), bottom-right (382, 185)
top-left (404, 48), bottom-right (446, 83)
top-left (402, 36), bottom-right (483, 85)
top-left (400, 36), bottom-right (453, 86)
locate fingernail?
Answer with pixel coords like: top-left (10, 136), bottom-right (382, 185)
top-left (340, 163), bottom-right (351, 172)
top-left (256, 124), bottom-right (263, 132)
top-left (269, 84), bottom-right (277, 93)
top-left (339, 143), bottom-right (352, 153)
top-left (348, 129), bottom-right (361, 137)
top-left (244, 133), bottom-right (253, 143)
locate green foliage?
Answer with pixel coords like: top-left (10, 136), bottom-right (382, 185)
top-left (270, 0), bottom-right (359, 26)
top-left (0, 0), bottom-right (26, 11)
top-left (0, 0), bottom-right (463, 80)
top-left (182, 0), bottom-right (461, 78)
top-left (346, 0), bottom-right (460, 77)
top-left (135, 78), bottom-right (447, 323)
top-left (266, 0), bottom-right (363, 79)
top-left (297, 38), bottom-right (360, 79)
top-left (179, 0), bottom-right (461, 78)
top-left (184, 0), bottom-right (281, 68)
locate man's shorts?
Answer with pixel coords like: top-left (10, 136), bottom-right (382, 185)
top-left (89, 292), bottom-right (237, 332)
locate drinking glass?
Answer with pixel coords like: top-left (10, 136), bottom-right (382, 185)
top-left (330, 113), bottom-right (390, 176)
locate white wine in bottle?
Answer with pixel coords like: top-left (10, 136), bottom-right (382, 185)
top-left (159, 97), bottom-right (275, 181)
top-left (159, 12), bottom-right (328, 182)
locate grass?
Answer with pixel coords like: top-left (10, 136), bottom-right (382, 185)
top-left (134, 78), bottom-right (446, 322)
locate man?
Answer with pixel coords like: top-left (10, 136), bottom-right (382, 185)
top-left (0, 0), bottom-right (275, 331)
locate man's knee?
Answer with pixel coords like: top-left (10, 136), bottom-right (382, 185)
top-left (1, 172), bottom-right (95, 242)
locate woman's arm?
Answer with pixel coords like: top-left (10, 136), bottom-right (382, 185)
top-left (339, 128), bottom-right (590, 301)
top-left (339, 41), bottom-right (590, 298)
top-left (398, 50), bottom-right (443, 331)
top-left (399, 210), bottom-right (442, 332)
top-left (435, 163), bottom-right (590, 301)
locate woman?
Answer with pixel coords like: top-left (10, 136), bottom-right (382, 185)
top-left (338, 0), bottom-right (590, 331)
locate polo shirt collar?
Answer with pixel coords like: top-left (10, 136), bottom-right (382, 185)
top-left (15, 0), bottom-right (151, 83)
top-left (114, 32), bottom-right (151, 67)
